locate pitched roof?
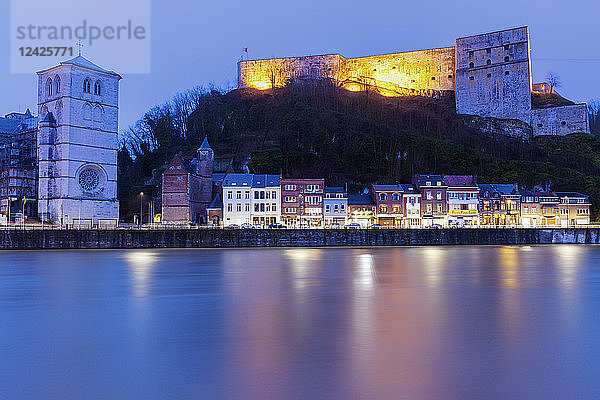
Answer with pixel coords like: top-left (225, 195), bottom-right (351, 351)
top-left (251, 174), bottom-right (280, 187)
top-left (199, 136), bottom-right (212, 151)
top-left (348, 194), bottom-right (374, 205)
top-left (207, 194), bottom-right (222, 209)
top-left (222, 173), bottom-right (253, 187)
top-left (372, 184), bottom-right (403, 192)
top-left (444, 175), bottom-right (477, 187)
top-left (478, 183), bottom-right (520, 196)
top-left (325, 186), bottom-right (346, 193)
top-left (415, 174), bottom-right (444, 186)
top-left (58, 56), bottom-right (121, 77)
top-left (400, 184), bottom-right (419, 194)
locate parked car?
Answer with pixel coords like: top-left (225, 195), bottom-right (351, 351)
top-left (269, 223), bottom-right (286, 229)
top-left (431, 224), bottom-right (443, 229)
top-left (369, 224), bottom-right (383, 229)
top-left (345, 223), bottom-right (361, 229)
top-left (240, 223), bottom-right (254, 229)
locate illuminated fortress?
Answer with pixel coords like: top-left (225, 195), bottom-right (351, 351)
top-left (238, 27), bottom-right (589, 137)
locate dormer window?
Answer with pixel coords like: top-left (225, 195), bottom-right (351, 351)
top-left (94, 81), bottom-right (102, 95)
top-left (84, 78), bottom-right (91, 93)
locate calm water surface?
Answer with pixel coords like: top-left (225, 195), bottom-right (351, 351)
top-left (1, 246), bottom-right (600, 399)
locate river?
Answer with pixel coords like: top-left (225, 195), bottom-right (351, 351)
top-left (1, 246), bottom-right (599, 399)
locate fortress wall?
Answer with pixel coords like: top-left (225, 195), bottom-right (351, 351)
top-left (342, 47), bottom-right (456, 92)
top-left (455, 27), bottom-right (532, 122)
top-left (237, 54), bottom-right (343, 90)
top-left (531, 104), bottom-right (590, 136)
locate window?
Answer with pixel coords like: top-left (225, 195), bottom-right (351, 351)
top-left (254, 204), bottom-right (259, 212)
top-left (272, 191), bottom-right (277, 199)
top-left (245, 191), bottom-right (250, 199)
top-left (260, 191), bottom-right (265, 199)
top-left (448, 74), bottom-right (453, 79)
top-left (486, 59), bottom-right (491, 65)
top-left (341, 204), bottom-right (345, 211)
top-left (486, 48), bottom-right (491, 54)
top-left (272, 204), bottom-right (276, 212)
top-left (469, 62), bottom-right (474, 68)
top-left (245, 204), bottom-right (250, 212)
top-left (392, 205), bottom-right (400, 213)
top-left (325, 205), bottom-right (331, 213)
top-left (334, 205), bottom-right (339, 212)
top-left (561, 121), bottom-right (566, 126)
top-left (94, 81), bottom-right (102, 95)
top-left (237, 204), bottom-right (242, 212)
top-left (254, 192), bottom-right (259, 199)
top-left (55, 76), bottom-right (61, 94)
top-left (431, 76), bottom-right (436, 80)
top-left (504, 45), bottom-right (510, 50)
top-left (46, 78), bottom-right (53, 96)
top-left (237, 191), bottom-right (241, 199)
top-left (393, 194), bottom-right (401, 201)
top-left (284, 184), bottom-right (296, 191)
top-left (284, 196), bottom-right (296, 202)
top-left (227, 204), bottom-right (232, 212)
top-left (227, 191), bottom-right (232, 199)
top-left (426, 191), bottom-right (433, 200)
top-left (538, 123), bottom-right (543, 127)
top-left (437, 204), bottom-right (443, 213)
top-left (426, 204), bottom-right (432, 213)
top-left (380, 205), bottom-right (387, 213)
top-left (504, 56), bottom-right (509, 62)
top-left (260, 204), bottom-right (265, 212)
top-left (469, 51), bottom-right (474, 57)
top-left (487, 73), bottom-right (491, 78)
top-left (469, 76), bottom-right (474, 81)
top-left (505, 71), bottom-right (510, 76)
top-left (265, 191), bottom-right (270, 199)
top-left (379, 193), bottom-right (387, 201)
top-left (436, 192), bottom-right (442, 200)
top-left (84, 78), bottom-right (91, 93)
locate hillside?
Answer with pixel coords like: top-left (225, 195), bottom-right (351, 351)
top-left (118, 81), bottom-right (600, 221)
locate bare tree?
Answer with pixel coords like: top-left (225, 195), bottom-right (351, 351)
top-left (545, 71), bottom-right (562, 94)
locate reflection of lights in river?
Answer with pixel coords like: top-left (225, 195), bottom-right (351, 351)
top-left (284, 249), bottom-right (321, 291)
top-left (554, 245), bottom-right (582, 291)
top-left (125, 251), bottom-right (158, 297)
top-left (422, 248), bottom-right (444, 287)
top-left (354, 254), bottom-right (375, 290)
top-left (499, 247), bottom-right (519, 288)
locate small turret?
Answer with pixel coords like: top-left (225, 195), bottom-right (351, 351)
top-left (197, 136), bottom-right (214, 178)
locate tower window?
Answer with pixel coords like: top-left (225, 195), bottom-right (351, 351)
top-left (504, 45), bottom-right (510, 50)
top-left (487, 73), bottom-right (491, 78)
top-left (94, 81), bottom-right (102, 95)
top-left (468, 51), bottom-right (474, 57)
top-left (469, 76), bottom-right (474, 81)
top-left (537, 123), bottom-right (543, 127)
top-left (504, 56), bottom-right (509, 62)
top-left (469, 62), bottom-right (474, 68)
top-left (486, 48), bottom-right (491, 54)
top-left (504, 71), bottom-right (510, 76)
top-left (84, 78), bottom-right (91, 93)
top-left (486, 59), bottom-right (491, 65)
top-left (55, 76), bottom-right (61, 94)
top-left (46, 78), bottom-right (53, 97)
top-left (561, 121), bottom-right (567, 126)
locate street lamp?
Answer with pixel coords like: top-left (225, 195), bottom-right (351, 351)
top-left (139, 192), bottom-right (144, 226)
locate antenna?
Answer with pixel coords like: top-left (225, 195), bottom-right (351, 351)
top-left (76, 40), bottom-right (84, 56)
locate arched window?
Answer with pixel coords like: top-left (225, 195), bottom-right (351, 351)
top-left (83, 103), bottom-right (93, 121)
top-left (469, 62), bottom-right (474, 68)
top-left (486, 59), bottom-right (491, 65)
top-left (84, 78), bottom-right (91, 93)
top-left (46, 78), bottom-right (53, 97)
top-left (93, 105), bottom-right (103, 124)
top-left (94, 81), bottom-right (102, 95)
top-left (54, 76), bottom-right (61, 94)
top-left (504, 56), bottom-right (509, 62)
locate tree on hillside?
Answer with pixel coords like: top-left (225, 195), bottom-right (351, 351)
top-left (545, 71), bottom-right (562, 94)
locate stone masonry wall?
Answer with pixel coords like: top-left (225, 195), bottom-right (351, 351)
top-left (1, 228), bottom-right (599, 250)
top-left (531, 104), bottom-right (590, 136)
top-left (455, 27), bottom-right (532, 123)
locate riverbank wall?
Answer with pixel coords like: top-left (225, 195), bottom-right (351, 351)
top-left (0, 228), bottom-right (599, 250)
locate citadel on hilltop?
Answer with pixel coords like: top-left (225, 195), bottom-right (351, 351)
top-left (238, 26), bottom-right (589, 137)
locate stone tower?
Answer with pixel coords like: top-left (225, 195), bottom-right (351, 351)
top-left (197, 136), bottom-right (214, 221)
top-left (37, 56), bottom-right (121, 225)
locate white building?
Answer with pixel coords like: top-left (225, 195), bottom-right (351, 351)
top-left (401, 184), bottom-right (421, 228)
top-left (324, 187), bottom-right (347, 226)
top-left (250, 174), bottom-right (280, 227)
top-left (222, 174), bottom-right (253, 226)
top-left (444, 175), bottom-right (480, 226)
top-left (37, 56), bottom-right (121, 225)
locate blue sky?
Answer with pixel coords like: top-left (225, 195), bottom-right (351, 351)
top-left (1, 0), bottom-right (599, 135)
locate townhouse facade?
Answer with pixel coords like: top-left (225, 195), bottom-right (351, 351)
top-left (324, 187), bottom-right (348, 227)
top-left (444, 175), bottom-right (480, 226)
top-left (556, 192), bottom-right (591, 226)
top-left (347, 194), bottom-right (376, 227)
top-left (371, 185), bottom-right (404, 227)
top-left (414, 175), bottom-right (448, 228)
top-left (280, 178), bottom-right (325, 228)
top-left (478, 184), bottom-right (521, 226)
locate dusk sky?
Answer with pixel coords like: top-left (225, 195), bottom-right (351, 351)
top-left (1, 0), bottom-right (599, 136)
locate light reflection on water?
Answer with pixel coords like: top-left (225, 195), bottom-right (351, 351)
top-left (1, 246), bottom-right (600, 400)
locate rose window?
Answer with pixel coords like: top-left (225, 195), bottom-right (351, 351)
top-left (79, 168), bottom-right (101, 192)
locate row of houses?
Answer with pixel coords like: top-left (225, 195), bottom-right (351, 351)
top-left (205, 174), bottom-right (591, 228)
top-left (161, 139), bottom-right (592, 228)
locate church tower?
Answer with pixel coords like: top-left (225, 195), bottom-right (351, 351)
top-left (197, 136), bottom-right (214, 221)
top-left (37, 56), bottom-right (121, 225)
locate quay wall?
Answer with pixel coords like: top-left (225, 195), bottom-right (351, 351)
top-left (0, 228), bottom-right (599, 250)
